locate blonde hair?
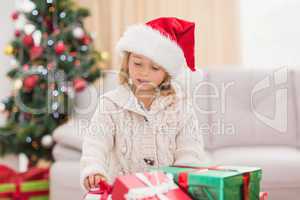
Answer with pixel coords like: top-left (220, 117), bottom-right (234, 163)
top-left (119, 52), bottom-right (176, 96)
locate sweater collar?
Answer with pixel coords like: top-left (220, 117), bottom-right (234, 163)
top-left (103, 84), bottom-right (179, 116)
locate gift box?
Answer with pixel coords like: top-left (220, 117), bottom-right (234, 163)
top-left (0, 165), bottom-right (49, 200)
top-left (259, 192), bottom-right (268, 200)
top-left (156, 165), bottom-right (262, 200)
top-left (111, 171), bottom-right (192, 200)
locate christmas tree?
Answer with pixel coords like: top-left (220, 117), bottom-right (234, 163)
top-left (0, 0), bottom-right (107, 166)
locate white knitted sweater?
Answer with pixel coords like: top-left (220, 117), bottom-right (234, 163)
top-left (80, 83), bottom-right (207, 189)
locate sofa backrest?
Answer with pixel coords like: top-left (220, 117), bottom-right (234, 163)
top-left (191, 68), bottom-right (298, 149)
top-left (72, 68), bottom-right (299, 150)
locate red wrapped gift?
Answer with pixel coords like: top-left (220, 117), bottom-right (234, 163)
top-left (0, 165), bottom-right (49, 200)
top-left (259, 192), bottom-right (268, 200)
top-left (112, 172), bottom-right (192, 200)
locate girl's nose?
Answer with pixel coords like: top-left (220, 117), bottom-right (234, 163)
top-left (141, 65), bottom-right (151, 75)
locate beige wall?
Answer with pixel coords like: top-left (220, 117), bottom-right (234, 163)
top-left (77, 0), bottom-right (241, 69)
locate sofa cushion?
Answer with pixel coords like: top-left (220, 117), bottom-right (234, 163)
top-left (202, 68), bottom-right (297, 149)
top-left (174, 69), bottom-right (212, 149)
top-left (52, 144), bottom-right (81, 161)
top-left (212, 146), bottom-right (300, 188)
top-left (291, 69), bottom-right (300, 147)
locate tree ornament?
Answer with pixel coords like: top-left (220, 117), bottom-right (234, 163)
top-left (16, 0), bottom-right (36, 13)
top-left (15, 30), bottom-right (21, 37)
top-left (31, 9), bottom-right (39, 16)
top-left (23, 64), bottom-right (30, 71)
top-left (73, 26), bottom-right (84, 39)
top-left (24, 24), bottom-right (36, 35)
top-left (80, 45), bottom-right (88, 52)
top-left (41, 135), bottom-right (54, 148)
top-left (14, 79), bottom-right (23, 90)
top-left (69, 51), bottom-right (77, 57)
top-left (26, 136), bottom-right (32, 143)
top-left (22, 35), bottom-right (34, 47)
top-left (59, 12), bottom-right (66, 19)
top-left (32, 30), bottom-right (42, 46)
top-left (81, 35), bottom-right (91, 45)
top-left (4, 45), bottom-right (14, 55)
top-left (54, 41), bottom-right (66, 54)
top-left (73, 78), bottom-right (87, 92)
top-left (30, 46), bottom-right (43, 60)
top-left (11, 11), bottom-right (19, 21)
top-left (23, 75), bottom-right (39, 92)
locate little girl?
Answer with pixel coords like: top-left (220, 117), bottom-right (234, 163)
top-left (80, 17), bottom-right (207, 190)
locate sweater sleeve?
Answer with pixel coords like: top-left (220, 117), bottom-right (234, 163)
top-left (174, 104), bottom-right (209, 165)
top-left (79, 98), bottom-right (115, 191)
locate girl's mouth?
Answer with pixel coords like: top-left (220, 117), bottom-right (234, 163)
top-left (137, 79), bottom-right (150, 84)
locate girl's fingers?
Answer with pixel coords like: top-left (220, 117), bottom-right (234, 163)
top-left (88, 175), bottom-right (95, 188)
top-left (84, 178), bottom-right (91, 190)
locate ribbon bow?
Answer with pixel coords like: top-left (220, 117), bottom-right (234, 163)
top-left (83, 180), bottom-right (113, 200)
top-left (125, 172), bottom-right (178, 200)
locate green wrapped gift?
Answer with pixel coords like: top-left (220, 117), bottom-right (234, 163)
top-left (156, 165), bottom-right (262, 200)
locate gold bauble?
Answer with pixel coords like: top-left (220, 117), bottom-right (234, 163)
top-left (4, 45), bottom-right (14, 55)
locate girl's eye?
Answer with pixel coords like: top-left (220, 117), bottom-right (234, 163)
top-left (152, 66), bottom-right (160, 71)
top-left (134, 62), bottom-right (141, 66)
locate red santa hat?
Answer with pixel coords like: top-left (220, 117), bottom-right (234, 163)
top-left (116, 17), bottom-right (196, 77)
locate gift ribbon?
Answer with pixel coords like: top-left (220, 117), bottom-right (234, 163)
top-left (0, 165), bottom-right (49, 200)
top-left (82, 179), bottom-right (112, 200)
top-left (259, 192), bottom-right (268, 200)
top-left (0, 190), bottom-right (49, 200)
top-left (125, 172), bottom-right (178, 200)
top-left (0, 165), bottom-right (49, 184)
top-left (173, 165), bottom-right (251, 200)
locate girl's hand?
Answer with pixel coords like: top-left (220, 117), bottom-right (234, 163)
top-left (84, 173), bottom-right (107, 190)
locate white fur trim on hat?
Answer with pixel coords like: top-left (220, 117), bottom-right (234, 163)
top-left (116, 24), bottom-right (186, 77)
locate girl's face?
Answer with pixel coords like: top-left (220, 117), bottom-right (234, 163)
top-left (128, 53), bottom-right (167, 92)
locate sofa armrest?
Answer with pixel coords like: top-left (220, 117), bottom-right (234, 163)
top-left (53, 118), bottom-right (87, 151)
top-left (53, 144), bottom-right (81, 161)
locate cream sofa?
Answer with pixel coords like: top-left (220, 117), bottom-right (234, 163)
top-left (50, 68), bottom-right (300, 200)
